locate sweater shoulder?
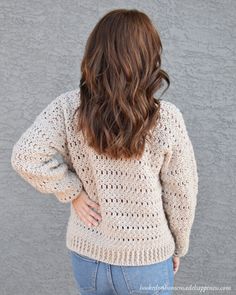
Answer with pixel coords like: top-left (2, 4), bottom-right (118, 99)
top-left (159, 99), bottom-right (183, 121)
top-left (49, 88), bottom-right (81, 125)
top-left (151, 99), bottom-right (186, 148)
top-left (31, 88), bottom-right (80, 128)
top-left (56, 88), bottom-right (80, 111)
top-left (155, 99), bottom-right (185, 133)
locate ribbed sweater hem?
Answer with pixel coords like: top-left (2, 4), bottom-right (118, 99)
top-left (66, 233), bottom-right (176, 266)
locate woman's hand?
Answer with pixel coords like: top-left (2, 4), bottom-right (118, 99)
top-left (172, 256), bottom-right (180, 275)
top-left (72, 190), bottom-right (102, 227)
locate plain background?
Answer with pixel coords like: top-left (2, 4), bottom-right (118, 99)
top-left (1, 0), bottom-right (236, 294)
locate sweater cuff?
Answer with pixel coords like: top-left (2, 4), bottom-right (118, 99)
top-left (53, 171), bottom-right (84, 203)
top-left (173, 239), bottom-right (190, 257)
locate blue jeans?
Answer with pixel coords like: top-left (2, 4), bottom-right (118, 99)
top-left (69, 250), bottom-right (174, 295)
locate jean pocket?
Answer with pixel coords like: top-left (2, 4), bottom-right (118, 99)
top-left (121, 257), bottom-right (171, 294)
top-left (70, 250), bottom-right (99, 292)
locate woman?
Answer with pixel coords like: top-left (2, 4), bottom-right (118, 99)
top-left (11, 8), bottom-right (198, 295)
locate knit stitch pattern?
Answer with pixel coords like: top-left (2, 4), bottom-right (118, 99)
top-left (11, 88), bottom-right (198, 266)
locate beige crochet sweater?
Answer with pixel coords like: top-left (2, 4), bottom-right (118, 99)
top-left (11, 88), bottom-right (198, 266)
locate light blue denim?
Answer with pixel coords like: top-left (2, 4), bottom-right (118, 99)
top-left (69, 249), bottom-right (174, 295)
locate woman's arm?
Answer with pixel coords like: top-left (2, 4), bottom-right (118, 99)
top-left (160, 103), bottom-right (199, 257)
top-left (11, 94), bottom-right (84, 203)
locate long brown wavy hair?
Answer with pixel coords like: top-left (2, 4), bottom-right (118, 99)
top-left (73, 9), bottom-right (170, 160)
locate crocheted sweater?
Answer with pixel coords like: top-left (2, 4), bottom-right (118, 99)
top-left (11, 88), bottom-right (198, 266)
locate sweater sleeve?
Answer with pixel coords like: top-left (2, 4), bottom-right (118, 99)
top-left (11, 94), bottom-right (84, 203)
top-left (160, 103), bottom-right (198, 257)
